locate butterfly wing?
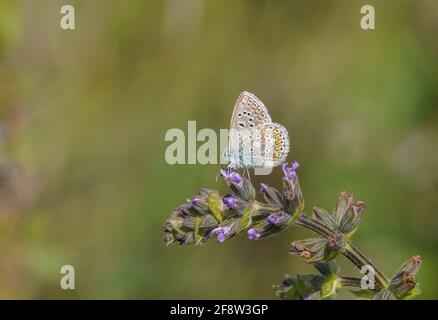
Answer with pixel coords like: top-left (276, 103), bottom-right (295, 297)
top-left (252, 122), bottom-right (290, 167)
top-left (226, 92), bottom-right (289, 168)
top-left (227, 92), bottom-right (273, 168)
top-left (230, 91), bottom-right (272, 130)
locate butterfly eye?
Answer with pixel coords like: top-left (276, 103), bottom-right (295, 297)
top-left (238, 112), bottom-right (242, 118)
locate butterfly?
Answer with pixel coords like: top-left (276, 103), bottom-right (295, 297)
top-left (223, 91), bottom-right (290, 170)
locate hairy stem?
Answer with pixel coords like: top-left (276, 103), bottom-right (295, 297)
top-left (296, 213), bottom-right (389, 289)
top-left (343, 242), bottom-right (389, 289)
top-left (339, 277), bottom-right (364, 288)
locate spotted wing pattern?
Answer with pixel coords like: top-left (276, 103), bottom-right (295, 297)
top-left (226, 91), bottom-right (290, 169)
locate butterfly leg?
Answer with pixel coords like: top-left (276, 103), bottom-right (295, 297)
top-left (245, 168), bottom-right (252, 184)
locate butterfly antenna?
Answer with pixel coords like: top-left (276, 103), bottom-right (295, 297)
top-left (216, 166), bottom-right (225, 182)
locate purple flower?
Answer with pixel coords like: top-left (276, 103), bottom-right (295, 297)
top-left (229, 172), bottom-right (243, 186)
top-left (260, 183), bottom-right (269, 192)
top-left (191, 197), bottom-right (201, 206)
top-left (282, 161), bottom-right (300, 181)
top-left (220, 168), bottom-right (243, 187)
top-left (247, 228), bottom-right (261, 240)
top-left (212, 227), bottom-right (229, 243)
top-left (268, 214), bottom-right (280, 225)
top-left (223, 195), bottom-right (237, 209)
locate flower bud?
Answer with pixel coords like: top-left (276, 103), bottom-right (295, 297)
top-left (212, 226), bottom-right (230, 243)
top-left (268, 213), bottom-right (281, 225)
top-left (335, 192), bottom-right (364, 236)
top-left (222, 195), bottom-right (237, 209)
top-left (282, 161), bottom-right (300, 181)
top-left (290, 238), bottom-right (338, 263)
top-left (247, 228), bottom-right (261, 240)
top-left (388, 255), bottom-right (423, 299)
top-left (220, 168), bottom-right (255, 201)
top-left (260, 184), bottom-right (284, 207)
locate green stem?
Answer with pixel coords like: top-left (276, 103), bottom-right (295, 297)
top-left (343, 242), bottom-right (389, 289)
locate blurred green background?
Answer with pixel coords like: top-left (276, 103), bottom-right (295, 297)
top-left (0, 0), bottom-right (437, 299)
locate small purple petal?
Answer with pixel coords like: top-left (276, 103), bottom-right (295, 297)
top-left (247, 228), bottom-right (261, 240)
top-left (260, 183), bottom-right (269, 192)
top-left (191, 197), bottom-right (201, 206)
top-left (220, 168), bottom-right (243, 187)
top-left (291, 161), bottom-right (300, 170)
top-left (268, 214), bottom-right (280, 225)
top-left (223, 196), bottom-right (236, 209)
top-left (216, 232), bottom-right (226, 243)
top-left (229, 172), bottom-right (243, 186)
top-left (212, 227), bottom-right (229, 243)
top-left (282, 161), bottom-right (300, 181)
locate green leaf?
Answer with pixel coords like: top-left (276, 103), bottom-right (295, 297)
top-left (193, 216), bottom-right (203, 245)
top-left (293, 275), bottom-right (307, 296)
top-left (207, 190), bottom-right (223, 222)
top-left (236, 204), bottom-right (252, 233)
top-left (321, 274), bottom-right (338, 299)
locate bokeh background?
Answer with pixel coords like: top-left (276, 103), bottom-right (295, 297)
top-left (0, 0), bottom-right (437, 299)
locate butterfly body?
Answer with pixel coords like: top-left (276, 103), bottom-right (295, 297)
top-left (224, 91), bottom-right (290, 169)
